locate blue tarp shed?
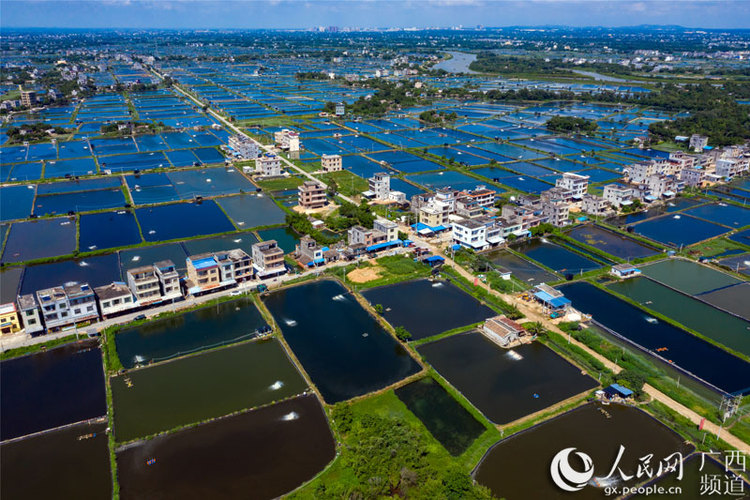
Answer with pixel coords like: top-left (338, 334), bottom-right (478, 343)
top-left (366, 240), bottom-right (403, 252)
top-left (424, 256), bottom-right (445, 264)
top-left (605, 383), bottom-right (634, 398)
top-left (533, 290), bottom-right (571, 309)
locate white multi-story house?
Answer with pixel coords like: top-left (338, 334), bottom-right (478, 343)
top-left (373, 218), bottom-right (398, 242)
top-left (689, 134), bottom-right (708, 153)
top-left (452, 217), bottom-right (505, 251)
top-left (602, 184), bottom-right (634, 208)
top-left (95, 282), bottom-right (137, 319)
top-left (368, 172), bottom-right (391, 200)
top-left (17, 294), bottom-right (44, 335)
top-left (228, 136), bottom-right (259, 159)
top-left (274, 129), bottom-right (300, 152)
top-left (581, 194), bottom-right (610, 216)
top-left (679, 167), bottom-right (705, 188)
top-left (321, 154), bottom-right (342, 172)
top-left (36, 283), bottom-right (99, 332)
top-left (252, 241), bottom-right (286, 279)
top-left (555, 172), bottom-right (589, 199)
top-left (255, 153), bottom-right (283, 176)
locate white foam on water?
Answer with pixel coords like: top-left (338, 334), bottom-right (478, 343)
top-left (284, 319), bottom-right (297, 326)
top-left (506, 350), bottom-right (523, 361)
top-left (88, 245), bottom-right (97, 250)
top-left (645, 316), bottom-right (658, 324)
top-left (206, 178), bottom-right (212, 183)
top-left (134, 355), bottom-right (146, 363)
top-left (673, 215), bottom-right (681, 219)
top-left (431, 282), bottom-right (444, 288)
top-left (148, 230), bottom-right (156, 235)
top-left (78, 261), bottom-right (89, 267)
top-left (131, 256), bottom-right (141, 262)
top-left (332, 294), bottom-right (346, 301)
top-left (281, 411), bottom-right (299, 421)
top-left (269, 380), bottom-right (284, 390)
top-left (233, 239), bottom-right (242, 243)
top-left (362, 333), bottom-right (369, 338)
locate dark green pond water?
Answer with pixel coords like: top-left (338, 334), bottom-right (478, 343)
top-left (116, 394), bottom-right (335, 500)
top-left (474, 402), bottom-right (693, 500)
top-left (1, 421), bottom-right (112, 500)
top-left (418, 332), bottom-right (598, 424)
top-left (263, 279), bottom-right (420, 403)
top-left (395, 377), bottom-right (485, 456)
top-left (115, 297), bottom-right (268, 368)
top-left (111, 338), bottom-right (307, 442)
top-left (362, 278), bottom-right (496, 340)
top-left (608, 277), bottom-right (750, 358)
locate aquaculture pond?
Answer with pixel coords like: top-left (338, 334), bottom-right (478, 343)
top-left (79, 210), bottom-right (142, 251)
top-left (1, 217), bottom-right (76, 263)
top-left (633, 214), bottom-right (728, 247)
top-left (608, 277), bottom-right (750, 358)
top-left (0, 340), bottom-right (106, 440)
top-left (474, 403), bottom-right (693, 500)
top-left (216, 194), bottom-right (287, 228)
top-left (362, 279), bottom-right (496, 340)
top-left (136, 200), bottom-right (235, 242)
top-left (116, 394), bottom-right (335, 500)
top-left (115, 297), bottom-right (268, 368)
top-left (486, 248), bottom-right (559, 285)
top-left (182, 232), bottom-right (259, 256)
top-left (257, 226), bottom-right (300, 253)
top-left (0, 421), bottom-right (112, 500)
top-left (513, 239), bottom-right (602, 274)
top-left (418, 332), bottom-right (598, 424)
top-left (20, 253), bottom-right (121, 295)
top-left (640, 259), bottom-right (743, 296)
top-left (560, 281), bottom-right (750, 396)
top-left (395, 377), bottom-right (485, 456)
top-left (263, 280), bottom-right (420, 403)
top-left (0, 184), bottom-right (35, 222)
top-left (111, 338), bottom-right (307, 442)
top-left (567, 225), bottom-right (660, 260)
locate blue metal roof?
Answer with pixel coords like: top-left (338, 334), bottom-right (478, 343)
top-left (366, 240), bottom-right (402, 252)
top-left (425, 256), bottom-right (445, 263)
top-left (192, 257), bottom-right (217, 270)
top-left (533, 291), bottom-right (571, 308)
top-left (607, 383), bottom-right (634, 397)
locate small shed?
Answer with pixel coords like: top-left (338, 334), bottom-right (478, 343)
top-left (604, 383), bottom-right (634, 400)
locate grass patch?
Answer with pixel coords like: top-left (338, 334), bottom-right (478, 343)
top-left (290, 389), bottom-right (494, 499)
top-left (343, 255), bottom-right (432, 290)
top-left (0, 334), bottom-right (83, 360)
top-left (320, 170), bottom-right (368, 197)
top-left (256, 175), bottom-right (304, 191)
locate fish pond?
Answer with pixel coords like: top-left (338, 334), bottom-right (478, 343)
top-left (486, 248), bottom-right (559, 285)
top-left (0, 421), bottom-right (112, 500)
top-left (418, 332), bottom-right (598, 424)
top-left (567, 225), bottom-right (660, 260)
top-left (111, 338), bottom-right (307, 442)
top-left (560, 281), bottom-right (750, 396)
top-left (114, 297), bottom-right (268, 368)
top-left (263, 279), bottom-right (420, 403)
top-left (513, 239), bottom-right (602, 274)
top-left (0, 340), bottom-right (106, 440)
top-left (608, 277), bottom-right (750, 358)
top-left (116, 394), bottom-right (335, 500)
top-left (474, 402), bottom-right (693, 500)
top-left (633, 214), bottom-right (728, 247)
top-left (395, 377), bottom-right (486, 456)
top-left (1, 217), bottom-right (76, 263)
top-left (362, 278), bottom-right (496, 340)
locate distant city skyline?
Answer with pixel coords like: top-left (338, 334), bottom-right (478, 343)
top-left (2, 0), bottom-right (750, 30)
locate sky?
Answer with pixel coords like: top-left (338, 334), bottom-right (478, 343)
top-left (1, 0), bottom-right (750, 30)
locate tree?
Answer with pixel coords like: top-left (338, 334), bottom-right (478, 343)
top-left (374, 304), bottom-right (384, 314)
top-left (394, 326), bottom-right (412, 342)
top-left (526, 322), bottom-right (545, 336)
